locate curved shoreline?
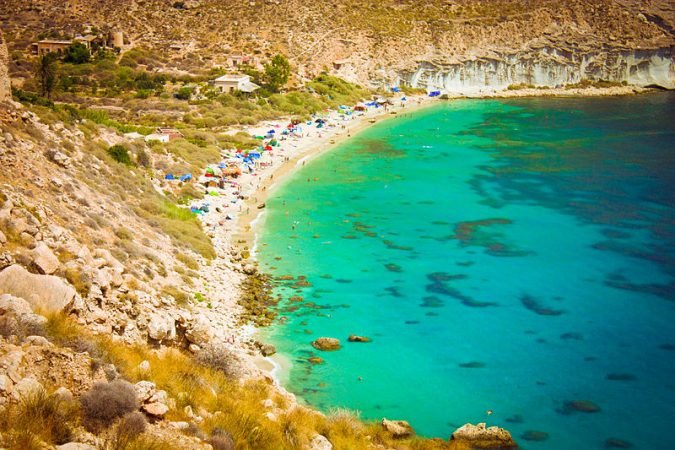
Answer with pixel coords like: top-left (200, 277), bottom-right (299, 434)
top-left (221, 85), bottom-right (661, 381)
top-left (231, 96), bottom-right (436, 253)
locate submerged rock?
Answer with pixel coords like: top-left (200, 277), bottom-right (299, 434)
top-left (521, 430), bottom-right (549, 441)
top-left (605, 437), bottom-right (633, 448)
top-left (308, 357), bottom-right (324, 364)
top-left (563, 400), bottom-right (601, 413)
top-left (381, 418), bottom-right (415, 438)
top-left (450, 422), bottom-right (518, 449)
top-left (459, 361), bottom-right (486, 368)
top-left (348, 335), bottom-right (371, 343)
top-left (311, 337), bottom-right (341, 351)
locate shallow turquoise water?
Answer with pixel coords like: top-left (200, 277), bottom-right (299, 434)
top-left (257, 94), bottom-right (675, 449)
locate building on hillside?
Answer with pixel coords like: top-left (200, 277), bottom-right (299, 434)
top-left (227, 54), bottom-right (256, 68)
top-left (213, 74), bottom-right (260, 94)
top-left (30, 35), bottom-right (106, 56)
top-left (156, 127), bottom-right (183, 140)
top-left (30, 40), bottom-right (74, 56)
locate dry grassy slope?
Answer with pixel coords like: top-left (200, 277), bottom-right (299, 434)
top-left (1, 0), bottom-right (673, 82)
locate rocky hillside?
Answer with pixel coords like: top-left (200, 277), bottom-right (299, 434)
top-left (1, 0), bottom-right (673, 89)
top-left (0, 29), bottom-right (10, 101)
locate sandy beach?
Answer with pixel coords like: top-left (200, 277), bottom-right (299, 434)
top-left (179, 94), bottom-right (435, 379)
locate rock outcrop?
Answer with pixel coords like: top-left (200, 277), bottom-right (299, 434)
top-left (381, 418), bottom-right (415, 439)
top-left (450, 422), bottom-right (518, 449)
top-left (0, 28), bottom-right (10, 102)
top-left (0, 265), bottom-right (77, 313)
top-left (400, 47), bottom-right (675, 93)
top-left (311, 337), bottom-right (341, 351)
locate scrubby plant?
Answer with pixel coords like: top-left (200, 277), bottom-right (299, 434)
top-left (107, 144), bottom-right (134, 166)
top-left (177, 253), bottom-right (199, 270)
top-left (207, 433), bottom-right (235, 450)
top-left (136, 147), bottom-right (151, 167)
top-left (104, 411), bottom-right (147, 450)
top-left (1, 389), bottom-right (79, 446)
top-left (65, 266), bottom-right (92, 297)
top-left (160, 285), bottom-right (189, 305)
top-left (196, 344), bottom-right (243, 379)
top-left (80, 380), bottom-right (139, 431)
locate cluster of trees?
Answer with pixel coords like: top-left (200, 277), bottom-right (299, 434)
top-left (32, 46), bottom-right (292, 102)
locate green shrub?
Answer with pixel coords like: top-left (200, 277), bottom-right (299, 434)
top-left (63, 43), bottom-right (91, 64)
top-left (175, 86), bottom-right (194, 100)
top-left (107, 145), bottom-right (134, 166)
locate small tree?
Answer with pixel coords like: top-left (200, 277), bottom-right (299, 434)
top-left (175, 85), bottom-right (194, 100)
top-left (34, 53), bottom-right (59, 100)
top-left (63, 42), bottom-right (91, 64)
top-left (107, 145), bottom-right (134, 166)
top-left (264, 54), bottom-right (291, 93)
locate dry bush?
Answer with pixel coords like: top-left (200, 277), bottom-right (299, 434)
top-left (104, 411), bottom-right (147, 450)
top-left (195, 344), bottom-right (243, 379)
top-left (160, 285), bottom-right (189, 305)
top-left (80, 380), bottom-right (139, 431)
top-left (1, 389), bottom-right (79, 447)
top-left (65, 266), bottom-right (92, 297)
top-left (207, 433), bottom-right (235, 450)
top-left (176, 252), bottom-right (199, 270)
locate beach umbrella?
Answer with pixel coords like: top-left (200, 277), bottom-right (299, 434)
top-left (267, 129), bottom-right (275, 134)
top-left (264, 145), bottom-right (273, 151)
top-left (179, 173), bottom-right (192, 182)
top-left (165, 174), bottom-right (175, 180)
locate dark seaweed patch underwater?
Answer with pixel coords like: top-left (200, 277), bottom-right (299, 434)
top-left (259, 93), bottom-right (675, 449)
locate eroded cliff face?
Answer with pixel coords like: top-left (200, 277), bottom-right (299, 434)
top-left (399, 46), bottom-right (674, 93)
top-left (0, 29), bottom-right (10, 101)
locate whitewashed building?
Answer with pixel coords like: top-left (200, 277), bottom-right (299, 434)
top-left (213, 74), bottom-right (260, 94)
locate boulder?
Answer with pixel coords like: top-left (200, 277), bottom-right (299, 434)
top-left (30, 243), bottom-right (60, 275)
top-left (185, 315), bottom-right (212, 345)
top-left (53, 386), bottom-right (74, 402)
top-left (56, 444), bottom-right (97, 450)
top-left (0, 373), bottom-right (12, 393)
top-left (24, 335), bottom-right (50, 346)
top-left (309, 434), bottom-right (333, 450)
top-left (142, 401), bottom-right (169, 417)
top-left (0, 294), bottom-right (48, 334)
top-left (45, 149), bottom-right (71, 168)
top-left (11, 376), bottom-right (43, 401)
top-left (450, 423), bottom-right (518, 449)
top-left (138, 360), bottom-right (150, 373)
top-left (259, 342), bottom-right (276, 356)
top-left (0, 265), bottom-right (76, 312)
top-left (146, 313), bottom-right (175, 342)
top-left (311, 337), bottom-right (341, 351)
top-left (0, 293), bottom-right (33, 316)
top-left (381, 418), bottom-right (415, 439)
top-left (134, 380), bottom-right (156, 402)
top-left (348, 335), bottom-right (371, 343)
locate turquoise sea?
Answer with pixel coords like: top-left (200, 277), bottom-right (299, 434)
top-left (257, 93), bottom-right (675, 449)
